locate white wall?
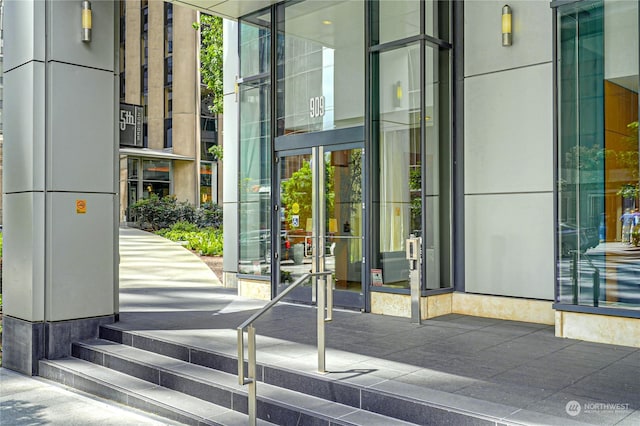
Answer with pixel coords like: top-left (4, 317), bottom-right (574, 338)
top-left (464, 0), bottom-right (554, 300)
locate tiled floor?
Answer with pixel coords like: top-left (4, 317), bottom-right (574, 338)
top-left (116, 228), bottom-right (640, 425)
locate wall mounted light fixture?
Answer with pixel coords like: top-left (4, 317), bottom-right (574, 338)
top-left (502, 5), bottom-right (512, 46)
top-left (81, 0), bottom-right (92, 42)
top-left (393, 81), bottom-right (403, 107)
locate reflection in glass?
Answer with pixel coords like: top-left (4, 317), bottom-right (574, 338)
top-left (378, 0), bottom-right (420, 44)
top-left (143, 159), bottom-right (170, 181)
top-left (557, 0), bottom-right (639, 309)
top-left (238, 81), bottom-right (272, 275)
top-left (240, 12), bottom-right (271, 78)
top-left (375, 45), bottom-right (421, 290)
top-left (279, 154), bottom-right (313, 287)
top-left (277, 0), bottom-right (364, 135)
top-left (200, 162), bottom-right (213, 204)
top-left (326, 148), bottom-right (363, 292)
top-left (375, 0), bottom-right (440, 44)
top-left (278, 148), bottom-right (363, 305)
top-left (372, 41), bottom-right (450, 291)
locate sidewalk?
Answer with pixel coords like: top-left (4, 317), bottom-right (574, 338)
top-left (0, 228), bottom-right (220, 425)
top-left (0, 368), bottom-right (180, 425)
top-left (2, 227), bottom-right (638, 425)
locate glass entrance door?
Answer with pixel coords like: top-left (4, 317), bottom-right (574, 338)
top-left (278, 145), bottom-right (364, 310)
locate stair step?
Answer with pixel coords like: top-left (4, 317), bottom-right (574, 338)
top-left (39, 358), bottom-right (273, 426)
top-left (73, 339), bottom-right (418, 426)
top-left (100, 326), bottom-right (505, 425)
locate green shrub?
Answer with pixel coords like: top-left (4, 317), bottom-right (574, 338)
top-left (196, 202), bottom-right (223, 228)
top-left (131, 195), bottom-right (223, 231)
top-left (130, 194), bottom-right (197, 230)
top-left (157, 224), bottom-right (223, 256)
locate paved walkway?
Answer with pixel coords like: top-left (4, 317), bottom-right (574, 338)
top-left (2, 227), bottom-right (639, 425)
top-left (0, 368), bottom-right (181, 425)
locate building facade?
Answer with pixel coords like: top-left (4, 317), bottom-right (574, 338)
top-left (215, 0), bottom-right (639, 347)
top-left (1, 0), bottom-right (637, 377)
top-left (118, 0), bottom-right (221, 223)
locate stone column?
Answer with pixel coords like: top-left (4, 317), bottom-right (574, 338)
top-left (2, 0), bottom-right (118, 375)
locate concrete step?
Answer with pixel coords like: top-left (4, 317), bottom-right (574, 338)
top-left (71, 338), bottom-right (417, 426)
top-left (98, 325), bottom-right (534, 425)
top-left (38, 358), bottom-right (270, 426)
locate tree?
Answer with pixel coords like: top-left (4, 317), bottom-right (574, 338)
top-left (195, 14), bottom-right (223, 115)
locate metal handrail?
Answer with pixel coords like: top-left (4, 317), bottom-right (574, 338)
top-left (237, 271), bottom-right (333, 426)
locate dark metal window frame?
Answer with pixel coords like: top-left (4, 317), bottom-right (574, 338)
top-left (236, 0), bottom-right (458, 303)
top-left (237, 7), bottom-right (274, 283)
top-left (368, 0), bottom-right (455, 297)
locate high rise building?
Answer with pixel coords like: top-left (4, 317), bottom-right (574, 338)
top-left (118, 0), bottom-right (221, 223)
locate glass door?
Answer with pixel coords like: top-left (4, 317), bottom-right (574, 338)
top-left (277, 145), bottom-right (364, 310)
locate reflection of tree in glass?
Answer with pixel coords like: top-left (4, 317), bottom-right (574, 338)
top-left (564, 121), bottom-right (639, 198)
top-left (281, 162), bottom-right (335, 230)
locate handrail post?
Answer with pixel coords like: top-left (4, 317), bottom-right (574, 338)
top-left (326, 273), bottom-right (333, 321)
top-left (236, 271), bottom-right (334, 421)
top-left (317, 277), bottom-right (326, 373)
top-left (237, 329), bottom-right (245, 385)
top-left (248, 325), bottom-right (257, 426)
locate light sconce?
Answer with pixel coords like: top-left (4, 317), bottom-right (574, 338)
top-left (502, 5), bottom-right (512, 47)
top-left (81, 0), bottom-right (92, 42)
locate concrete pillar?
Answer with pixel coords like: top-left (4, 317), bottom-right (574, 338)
top-left (172, 6), bottom-right (198, 204)
top-left (2, 0), bottom-right (118, 376)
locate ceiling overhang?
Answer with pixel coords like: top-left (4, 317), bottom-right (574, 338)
top-left (168, 0), bottom-right (278, 20)
top-left (120, 148), bottom-right (195, 161)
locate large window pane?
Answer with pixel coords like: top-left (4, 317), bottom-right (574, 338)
top-left (378, 0), bottom-right (420, 44)
top-left (142, 159), bottom-right (170, 181)
top-left (423, 46), bottom-right (451, 290)
top-left (375, 1), bottom-right (443, 44)
top-left (277, 0), bottom-right (364, 135)
top-left (373, 44), bottom-right (421, 290)
top-left (239, 81), bottom-right (272, 275)
top-left (557, 0), bottom-right (639, 310)
top-left (240, 12), bottom-right (271, 77)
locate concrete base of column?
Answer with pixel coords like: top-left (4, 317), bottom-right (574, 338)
top-left (2, 315), bottom-right (115, 376)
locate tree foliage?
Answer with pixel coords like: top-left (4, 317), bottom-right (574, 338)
top-left (195, 14), bottom-right (223, 115)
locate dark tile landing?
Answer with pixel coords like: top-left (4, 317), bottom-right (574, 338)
top-left (105, 284), bottom-right (640, 425)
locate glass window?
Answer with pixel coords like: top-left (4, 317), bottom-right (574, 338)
top-left (373, 44), bottom-right (421, 290)
top-left (200, 162), bottom-right (214, 204)
top-left (377, 0), bottom-right (420, 44)
top-left (371, 42), bottom-right (450, 291)
top-left (276, 0), bottom-right (364, 135)
top-left (164, 118), bottom-right (172, 149)
top-left (557, 0), bottom-right (639, 310)
top-left (424, 46), bottom-right (451, 290)
top-left (143, 159), bottom-right (170, 181)
top-left (127, 158), bottom-right (139, 179)
top-left (239, 80), bottom-right (272, 275)
top-left (374, 1), bottom-right (443, 45)
top-left (240, 11), bottom-right (271, 77)
top-left (164, 57), bottom-right (173, 85)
